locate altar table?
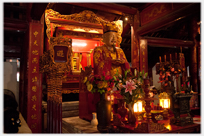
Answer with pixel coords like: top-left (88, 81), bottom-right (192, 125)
top-left (62, 116), bottom-right (200, 133)
top-left (116, 116), bottom-right (200, 133)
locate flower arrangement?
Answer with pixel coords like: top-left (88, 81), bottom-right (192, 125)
top-left (84, 71), bottom-right (115, 94)
top-left (157, 61), bottom-right (182, 87)
top-left (113, 69), bottom-right (147, 105)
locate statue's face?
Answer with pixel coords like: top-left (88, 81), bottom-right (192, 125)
top-left (103, 32), bottom-right (117, 47)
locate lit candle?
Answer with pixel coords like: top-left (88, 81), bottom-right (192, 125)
top-left (159, 56), bottom-right (161, 63)
top-left (160, 99), bottom-right (164, 108)
top-left (134, 101), bottom-right (143, 112)
top-left (138, 102), bottom-right (142, 112)
top-left (107, 95), bottom-right (111, 101)
top-left (111, 95), bottom-right (114, 101)
top-left (164, 55), bottom-right (166, 62)
top-left (164, 99), bottom-right (169, 108)
top-left (160, 99), bottom-right (170, 109)
top-left (134, 69), bottom-right (137, 77)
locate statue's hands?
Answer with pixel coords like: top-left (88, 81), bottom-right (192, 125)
top-left (112, 59), bottom-right (125, 65)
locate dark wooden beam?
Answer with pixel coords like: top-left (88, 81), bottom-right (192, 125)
top-left (120, 43), bottom-right (131, 48)
top-left (67, 3), bottom-right (137, 15)
top-left (137, 3), bottom-right (200, 35)
top-left (122, 23), bottom-right (131, 37)
top-left (144, 37), bottom-right (194, 47)
top-left (122, 34), bottom-right (131, 38)
top-left (30, 3), bottom-right (48, 20)
top-left (4, 52), bottom-right (21, 58)
top-left (4, 4), bottom-right (27, 12)
top-left (4, 18), bottom-right (28, 32)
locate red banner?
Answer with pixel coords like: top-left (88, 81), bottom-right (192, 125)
top-left (139, 39), bottom-right (148, 73)
top-left (27, 22), bottom-right (43, 133)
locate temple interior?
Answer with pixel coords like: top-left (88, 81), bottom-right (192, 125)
top-left (3, 2), bottom-right (201, 133)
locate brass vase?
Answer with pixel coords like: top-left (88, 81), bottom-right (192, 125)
top-left (96, 92), bottom-right (111, 133)
top-left (127, 103), bottom-right (136, 126)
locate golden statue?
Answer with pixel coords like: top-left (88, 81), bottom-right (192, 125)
top-left (93, 22), bottom-right (130, 77)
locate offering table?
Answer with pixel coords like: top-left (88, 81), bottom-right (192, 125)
top-left (62, 116), bottom-right (200, 133)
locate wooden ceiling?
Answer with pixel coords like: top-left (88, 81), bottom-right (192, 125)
top-left (4, 3), bottom-right (200, 62)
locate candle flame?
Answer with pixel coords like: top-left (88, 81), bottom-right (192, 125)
top-left (134, 101), bottom-right (143, 112)
top-left (160, 99), bottom-right (170, 108)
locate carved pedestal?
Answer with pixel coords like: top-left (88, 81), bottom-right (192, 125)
top-left (134, 79), bottom-right (169, 133)
top-left (40, 36), bottom-right (72, 133)
top-left (170, 93), bottom-right (193, 126)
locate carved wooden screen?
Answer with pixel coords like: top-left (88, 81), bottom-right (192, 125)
top-left (40, 36), bottom-right (72, 133)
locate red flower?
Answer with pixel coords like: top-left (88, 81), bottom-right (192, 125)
top-left (105, 75), bottom-right (111, 80)
top-left (95, 81), bottom-right (99, 84)
top-left (159, 71), bottom-right (163, 76)
top-left (107, 88), bottom-right (112, 92)
top-left (94, 74), bottom-right (101, 79)
top-left (159, 77), bottom-right (162, 80)
top-left (102, 71), bottom-right (106, 77)
top-left (166, 71), bottom-right (171, 77)
top-left (109, 82), bottom-right (114, 88)
top-left (171, 68), bottom-right (175, 72)
top-left (90, 76), bottom-right (94, 82)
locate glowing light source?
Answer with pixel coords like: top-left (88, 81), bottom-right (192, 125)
top-left (73, 28), bottom-right (85, 32)
top-left (149, 92), bottom-right (153, 98)
top-left (72, 42), bottom-right (87, 47)
top-left (88, 30), bottom-right (99, 33)
top-left (17, 72), bottom-right (19, 82)
top-left (107, 95), bottom-right (114, 101)
top-left (159, 92), bottom-right (170, 109)
top-left (125, 17), bottom-right (128, 21)
top-left (165, 124), bottom-right (171, 130)
top-left (159, 99), bottom-right (170, 109)
top-left (73, 28), bottom-right (99, 33)
top-left (134, 101), bottom-right (143, 112)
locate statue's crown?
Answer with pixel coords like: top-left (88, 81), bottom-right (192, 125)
top-left (102, 22), bottom-right (118, 34)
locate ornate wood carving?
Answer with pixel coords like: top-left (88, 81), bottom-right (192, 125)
top-left (140, 3), bottom-right (172, 26)
top-left (62, 89), bottom-right (79, 94)
top-left (45, 9), bottom-right (122, 46)
top-left (40, 36), bottom-right (72, 133)
top-left (134, 122), bottom-right (168, 133)
top-left (40, 36), bottom-right (72, 75)
top-left (134, 79), bottom-right (169, 133)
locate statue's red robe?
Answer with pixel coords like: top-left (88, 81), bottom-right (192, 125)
top-left (87, 45), bottom-right (130, 113)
